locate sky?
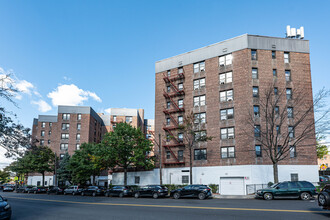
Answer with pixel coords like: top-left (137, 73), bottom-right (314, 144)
top-left (0, 0), bottom-right (330, 167)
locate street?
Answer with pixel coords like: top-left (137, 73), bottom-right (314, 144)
top-left (1, 192), bottom-right (329, 220)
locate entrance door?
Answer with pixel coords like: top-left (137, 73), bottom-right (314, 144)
top-left (220, 177), bottom-right (245, 195)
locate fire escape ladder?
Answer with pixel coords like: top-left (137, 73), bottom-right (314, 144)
top-left (164, 145), bottom-right (181, 163)
top-left (168, 95), bottom-right (180, 111)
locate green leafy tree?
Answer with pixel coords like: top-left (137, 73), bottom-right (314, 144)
top-left (101, 122), bottom-right (154, 185)
top-left (68, 143), bottom-right (104, 185)
top-left (0, 168), bottom-right (10, 184)
top-left (57, 152), bottom-right (72, 185)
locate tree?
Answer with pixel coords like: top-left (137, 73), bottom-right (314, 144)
top-left (246, 84), bottom-right (330, 183)
top-left (178, 111), bottom-right (213, 184)
top-left (68, 143), bottom-right (104, 185)
top-left (57, 152), bottom-right (72, 185)
top-left (317, 139), bottom-right (329, 159)
top-left (0, 168), bottom-right (10, 184)
top-left (9, 156), bottom-right (33, 184)
top-left (101, 122), bottom-right (154, 185)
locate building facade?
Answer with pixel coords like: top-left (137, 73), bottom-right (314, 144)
top-left (151, 34), bottom-right (318, 194)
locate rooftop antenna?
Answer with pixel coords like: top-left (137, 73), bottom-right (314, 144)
top-left (286, 25), bottom-right (304, 39)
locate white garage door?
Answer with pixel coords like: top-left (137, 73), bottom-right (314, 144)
top-left (220, 177), bottom-right (245, 195)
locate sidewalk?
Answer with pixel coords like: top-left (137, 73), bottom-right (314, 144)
top-left (212, 194), bottom-right (255, 199)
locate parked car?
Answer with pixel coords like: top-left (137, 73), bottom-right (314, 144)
top-left (3, 185), bottom-right (15, 192)
top-left (320, 176), bottom-right (328, 183)
top-left (81, 186), bottom-right (105, 197)
top-left (47, 186), bottom-right (63, 195)
top-left (105, 186), bottom-right (133, 197)
top-left (170, 185), bottom-right (212, 200)
top-left (134, 185), bottom-right (168, 199)
top-left (16, 185), bottom-right (33, 193)
top-left (0, 195), bottom-right (11, 220)
top-left (318, 184), bottom-right (330, 210)
top-left (255, 181), bottom-right (317, 200)
top-left (28, 186), bottom-right (47, 194)
top-left (63, 186), bottom-right (83, 195)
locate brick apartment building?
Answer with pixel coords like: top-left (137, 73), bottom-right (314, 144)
top-left (113, 34), bottom-right (318, 195)
top-left (29, 106), bottom-right (149, 186)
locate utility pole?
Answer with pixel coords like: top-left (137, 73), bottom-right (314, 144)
top-left (159, 133), bottom-right (162, 185)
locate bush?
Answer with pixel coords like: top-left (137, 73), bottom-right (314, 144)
top-left (267, 182), bottom-right (274, 187)
top-left (208, 184), bottom-right (219, 194)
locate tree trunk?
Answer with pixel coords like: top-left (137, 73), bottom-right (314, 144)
top-left (273, 162), bottom-right (279, 183)
top-left (189, 147), bottom-right (193, 185)
top-left (93, 174), bottom-right (96, 186)
top-left (42, 172), bottom-right (45, 187)
top-left (124, 167), bottom-right (127, 186)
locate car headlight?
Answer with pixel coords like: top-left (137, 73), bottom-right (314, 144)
top-left (4, 204), bottom-right (10, 210)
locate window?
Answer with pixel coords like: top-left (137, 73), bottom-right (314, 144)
top-left (77, 114), bottom-right (81, 120)
top-left (166, 118), bottom-right (170, 125)
top-left (182, 176), bottom-right (189, 184)
top-left (167, 70), bottom-right (171, 77)
top-left (135, 176), bottom-right (140, 184)
top-left (254, 125), bottom-right (261, 137)
top-left (49, 122), bottom-right (52, 127)
top-left (273, 69), bottom-right (277, 77)
top-left (167, 86), bottom-right (171, 93)
top-left (41, 131), bottom-right (45, 137)
top-left (220, 127), bottom-right (234, 139)
top-left (278, 182), bottom-right (288, 189)
top-left (166, 102), bottom-right (170, 109)
top-left (41, 122), bottom-right (46, 128)
top-left (60, 143), bottom-right (68, 150)
top-left (178, 133), bottom-right (183, 142)
top-left (220, 90), bottom-right (233, 102)
top-left (276, 125), bottom-right (280, 134)
top-left (253, 87), bottom-right (259, 97)
top-left (194, 131), bottom-right (206, 141)
top-left (76, 134), bottom-right (80, 140)
top-left (251, 50), bottom-right (257, 60)
top-left (274, 87), bottom-right (278, 95)
top-left (166, 151), bottom-right (171, 159)
top-left (178, 116), bottom-right (183, 125)
top-left (288, 126), bottom-right (294, 138)
top-left (284, 52), bottom-right (290, 63)
top-left (193, 61), bottom-right (205, 73)
top-left (178, 99), bottom-right (184, 108)
top-left (40, 139), bottom-right (44, 146)
top-left (290, 145), bottom-right (296, 158)
top-left (59, 154), bottom-right (64, 160)
top-left (285, 70), bottom-right (291, 81)
top-left (166, 134), bottom-right (170, 142)
top-left (62, 123), bottom-right (70, 130)
top-left (178, 67), bottom-right (183, 74)
top-left (291, 173), bottom-right (298, 181)
top-left (77, 123), bottom-right (81, 131)
top-left (253, 105), bottom-right (260, 117)
top-left (277, 145), bottom-right (282, 156)
top-left (76, 144), bottom-right (80, 150)
top-left (193, 78), bottom-right (205, 90)
top-left (178, 83), bottom-right (183, 91)
top-left (272, 51), bottom-right (276, 59)
top-left (287, 107), bottom-right (293, 118)
top-left (252, 68), bottom-right (258, 79)
top-left (194, 112), bottom-right (206, 124)
top-left (275, 106), bottom-right (279, 115)
top-left (61, 133), bottom-right (69, 140)
top-left (193, 95), bottom-right (206, 107)
top-left (219, 54), bottom-right (232, 66)
top-left (47, 140), bottom-right (51, 144)
top-left (194, 149), bottom-right (207, 160)
top-left (48, 131), bottom-right (51, 136)
top-left (219, 72), bottom-right (232, 84)
top-left (126, 116), bottom-right (132, 123)
top-left (62, 113), bottom-right (70, 120)
top-left (221, 147), bottom-right (235, 158)
top-left (220, 108), bottom-right (234, 120)
top-left (287, 88), bottom-right (292, 99)
top-left (178, 150), bottom-right (183, 161)
top-left (255, 145), bottom-right (262, 157)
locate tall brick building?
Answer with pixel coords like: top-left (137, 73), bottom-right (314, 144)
top-left (150, 34), bottom-right (318, 194)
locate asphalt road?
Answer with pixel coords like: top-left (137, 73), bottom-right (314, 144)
top-left (1, 191), bottom-right (329, 220)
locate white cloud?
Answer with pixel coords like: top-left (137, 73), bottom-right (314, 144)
top-left (16, 80), bottom-right (34, 95)
top-left (31, 99), bottom-right (52, 112)
top-left (63, 76), bottom-right (71, 81)
top-left (104, 108), bottom-right (111, 114)
top-left (47, 84), bottom-right (102, 106)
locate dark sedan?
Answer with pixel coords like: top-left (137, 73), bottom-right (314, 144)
top-left (318, 184), bottom-right (330, 210)
top-left (134, 185), bottom-right (168, 199)
top-left (2, 186), bottom-right (14, 192)
top-left (81, 186), bottom-right (105, 197)
top-left (27, 186), bottom-right (47, 194)
top-left (0, 195), bottom-right (11, 220)
top-left (47, 186), bottom-right (63, 195)
top-left (16, 186), bottom-right (33, 193)
top-left (170, 185), bottom-right (212, 200)
top-left (105, 186), bottom-right (133, 197)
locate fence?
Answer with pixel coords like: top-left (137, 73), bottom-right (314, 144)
top-left (246, 184), bottom-right (269, 195)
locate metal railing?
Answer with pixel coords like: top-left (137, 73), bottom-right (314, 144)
top-left (246, 184), bottom-right (269, 195)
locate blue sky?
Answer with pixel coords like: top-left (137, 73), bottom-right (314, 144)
top-left (0, 0), bottom-right (329, 130)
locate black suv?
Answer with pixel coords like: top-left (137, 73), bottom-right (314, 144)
top-left (134, 185), bottom-right (168, 199)
top-left (16, 185), bottom-right (33, 193)
top-left (170, 185), bottom-right (212, 200)
top-left (47, 186), bottom-right (63, 195)
top-left (105, 186), bottom-right (133, 197)
top-left (81, 186), bottom-right (105, 197)
top-left (318, 184), bottom-right (330, 210)
top-left (27, 186), bottom-right (47, 194)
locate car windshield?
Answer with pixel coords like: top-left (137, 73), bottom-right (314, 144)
top-left (0, 196), bottom-right (3, 202)
top-left (270, 183), bottom-right (279, 188)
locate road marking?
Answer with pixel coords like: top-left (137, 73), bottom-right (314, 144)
top-left (5, 196), bottom-right (329, 214)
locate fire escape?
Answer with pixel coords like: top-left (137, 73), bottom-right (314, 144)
top-left (162, 70), bottom-right (185, 166)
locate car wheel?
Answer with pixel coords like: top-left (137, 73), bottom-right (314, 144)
top-left (300, 192), bottom-right (311, 201)
top-left (134, 192), bottom-right (140, 198)
top-left (92, 192), bottom-right (96, 197)
top-left (34, 191), bottom-right (37, 194)
top-left (318, 193), bottom-right (327, 206)
top-left (105, 192), bottom-right (109, 197)
top-left (119, 192), bottom-right (124, 198)
top-left (47, 192), bottom-right (50, 195)
top-left (72, 192), bottom-right (76, 196)
top-left (153, 193), bottom-right (159, 199)
top-left (263, 192), bottom-right (273, 200)
top-left (81, 192), bottom-right (85, 196)
top-left (63, 192), bottom-right (67, 195)
top-left (198, 193), bottom-right (206, 200)
top-left (28, 191), bottom-right (30, 194)
top-left (173, 192), bottom-right (180, 199)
